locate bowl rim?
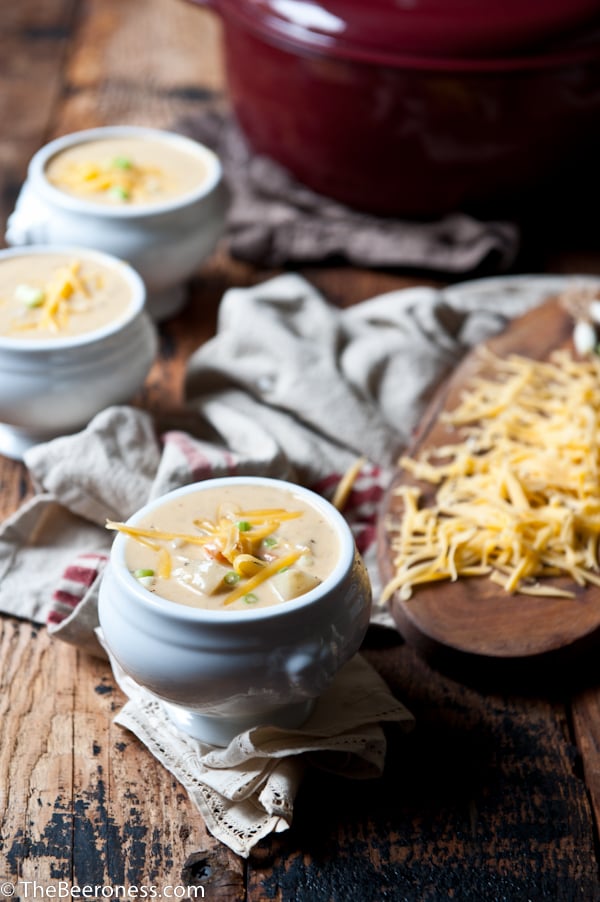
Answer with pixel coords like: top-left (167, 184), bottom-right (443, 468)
top-left (108, 475), bottom-right (358, 624)
top-left (28, 125), bottom-right (223, 219)
top-left (0, 244), bottom-right (147, 351)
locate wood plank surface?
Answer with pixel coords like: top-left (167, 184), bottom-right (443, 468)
top-left (1, 0), bottom-right (600, 899)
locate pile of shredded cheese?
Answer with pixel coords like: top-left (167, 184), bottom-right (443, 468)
top-left (381, 348), bottom-right (600, 604)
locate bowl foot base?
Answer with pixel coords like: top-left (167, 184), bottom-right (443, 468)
top-left (163, 697), bottom-right (316, 747)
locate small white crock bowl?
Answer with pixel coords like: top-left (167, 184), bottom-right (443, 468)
top-left (0, 244), bottom-right (157, 460)
top-left (5, 126), bottom-right (229, 321)
top-left (98, 476), bottom-right (372, 746)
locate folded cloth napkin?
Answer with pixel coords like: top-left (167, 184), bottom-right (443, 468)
top-left (0, 273), bottom-right (570, 854)
top-left (178, 110), bottom-right (520, 273)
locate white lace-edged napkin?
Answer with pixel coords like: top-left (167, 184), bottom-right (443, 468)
top-left (103, 646), bottom-right (413, 857)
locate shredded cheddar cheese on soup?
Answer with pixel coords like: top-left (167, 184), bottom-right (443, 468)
top-left (49, 155), bottom-right (166, 204)
top-left (381, 348), bottom-right (600, 604)
top-left (11, 260), bottom-right (95, 333)
top-left (107, 506), bottom-right (307, 607)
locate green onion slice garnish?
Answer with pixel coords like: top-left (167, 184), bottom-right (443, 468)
top-left (15, 284), bottom-right (45, 308)
top-left (111, 156), bottom-right (133, 170)
top-left (108, 185), bottom-right (130, 201)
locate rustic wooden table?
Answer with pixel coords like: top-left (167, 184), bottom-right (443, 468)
top-left (2, 1), bottom-right (600, 899)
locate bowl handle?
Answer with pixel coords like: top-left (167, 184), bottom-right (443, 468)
top-left (5, 181), bottom-right (51, 246)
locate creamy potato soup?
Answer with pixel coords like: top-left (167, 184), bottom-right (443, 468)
top-left (0, 254), bottom-right (132, 340)
top-left (113, 484), bottom-right (340, 611)
top-left (45, 136), bottom-right (209, 206)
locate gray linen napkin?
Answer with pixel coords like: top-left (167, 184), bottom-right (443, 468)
top-left (0, 272), bottom-right (581, 855)
top-left (178, 110), bottom-right (520, 272)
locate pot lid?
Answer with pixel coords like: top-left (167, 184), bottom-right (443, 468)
top-left (217, 0), bottom-right (600, 67)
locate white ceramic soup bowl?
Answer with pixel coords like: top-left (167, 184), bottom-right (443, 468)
top-left (0, 244), bottom-right (157, 460)
top-left (6, 126), bottom-right (229, 321)
top-left (98, 476), bottom-right (372, 746)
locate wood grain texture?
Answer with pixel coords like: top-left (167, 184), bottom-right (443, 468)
top-left (244, 640), bottom-right (600, 901)
top-left (0, 0), bottom-right (78, 216)
top-left (54, 0), bottom-right (226, 137)
top-left (572, 685), bottom-right (600, 836)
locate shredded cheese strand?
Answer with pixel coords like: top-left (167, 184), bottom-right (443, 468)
top-left (232, 553), bottom-right (266, 577)
top-left (234, 509), bottom-right (303, 521)
top-left (105, 521), bottom-right (214, 547)
top-left (157, 547), bottom-right (172, 579)
top-left (332, 456), bottom-right (366, 511)
top-left (223, 550), bottom-right (304, 606)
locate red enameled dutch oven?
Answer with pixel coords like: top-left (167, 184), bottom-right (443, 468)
top-left (185, 0), bottom-right (600, 217)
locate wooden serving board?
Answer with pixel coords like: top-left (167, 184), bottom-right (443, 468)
top-left (377, 295), bottom-right (600, 661)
